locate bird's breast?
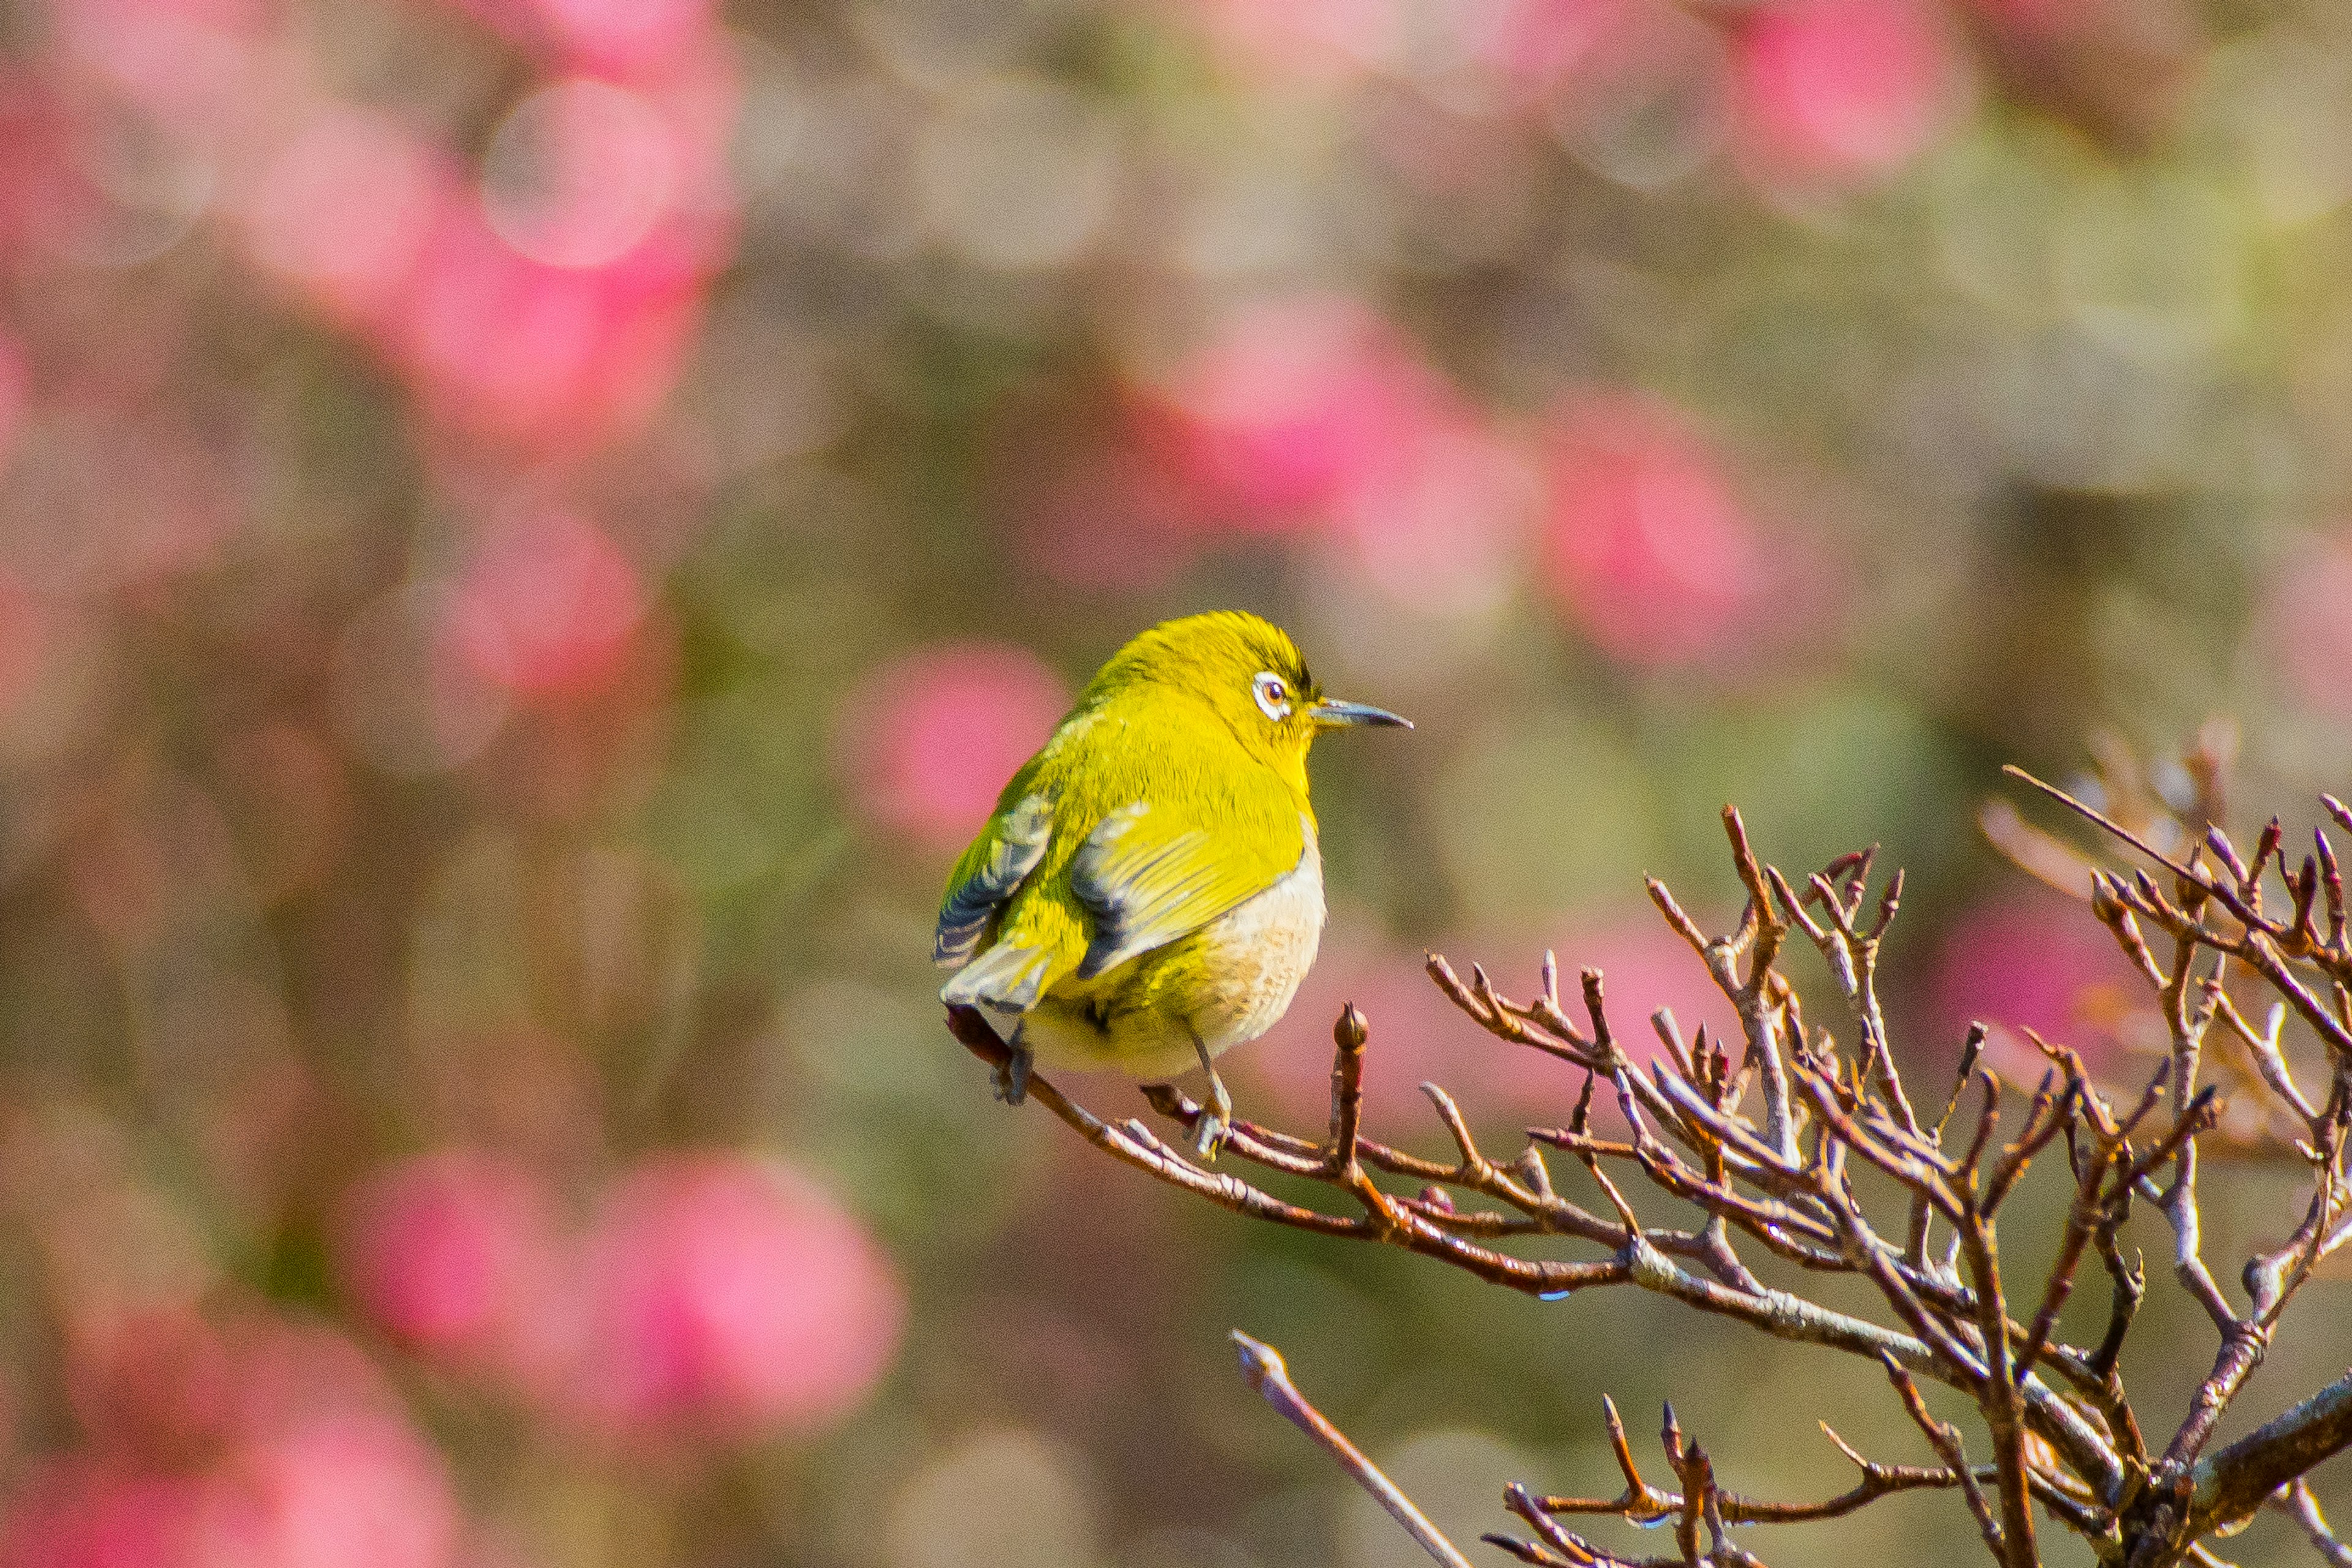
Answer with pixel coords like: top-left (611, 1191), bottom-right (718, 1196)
top-left (1191, 823), bottom-right (1325, 1050)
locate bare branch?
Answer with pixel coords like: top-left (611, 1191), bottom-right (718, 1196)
top-left (2275, 1480), bottom-right (2352, 1568)
top-left (950, 760), bottom-right (2352, 1568)
top-left (1231, 1332), bottom-right (1476, 1568)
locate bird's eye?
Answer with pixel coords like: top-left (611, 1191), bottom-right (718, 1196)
top-left (1253, 671), bottom-right (1291, 721)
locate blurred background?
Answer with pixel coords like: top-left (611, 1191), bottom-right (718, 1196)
top-left (2, 0), bottom-right (2352, 1562)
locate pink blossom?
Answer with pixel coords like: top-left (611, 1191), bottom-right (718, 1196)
top-left (1328, 420), bottom-right (1539, 616)
top-left (0, 86), bottom-right (82, 257)
top-left (0, 1459), bottom-right (203, 1568)
top-left (832, 643), bottom-right (1071, 851)
top-left (1137, 298), bottom-right (1459, 532)
top-left (391, 209), bottom-right (708, 451)
top-left (481, 81), bottom-right (680, 270)
top-left (1177, 0), bottom-right (1398, 84)
top-left (24, 1312), bottom-right (461, 1568)
top-left (1540, 393), bottom-right (1782, 673)
top-left (1482, 0), bottom-right (1643, 100)
top-left (0, 569), bottom-right (46, 720)
top-left (229, 44), bottom-right (734, 453)
top-left (62, 1308), bottom-right (238, 1463)
top-left (47, 0), bottom-right (266, 131)
top-left (448, 511), bottom-right (644, 698)
top-left (336, 1152), bottom-right (562, 1376)
top-left (1932, 891), bottom-right (2148, 1085)
top-left (241, 111), bottom-right (454, 333)
top-left (1006, 438), bottom-right (1204, 595)
top-left (439, 0), bottom-right (714, 78)
top-left (0, 335), bottom-right (25, 475)
top-left (560, 1155), bottom-right (903, 1443)
top-left (189, 1414), bottom-right (459, 1568)
top-left (1731, 0), bottom-right (1965, 189)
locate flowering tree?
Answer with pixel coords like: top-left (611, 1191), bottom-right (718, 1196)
top-left (947, 731), bottom-right (2352, 1568)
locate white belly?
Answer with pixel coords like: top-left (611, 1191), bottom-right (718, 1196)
top-left (1193, 836), bottom-right (1325, 1050)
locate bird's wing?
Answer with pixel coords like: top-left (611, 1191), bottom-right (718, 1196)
top-left (1068, 775), bottom-right (1306, 980)
top-left (933, 793), bottom-right (1054, 968)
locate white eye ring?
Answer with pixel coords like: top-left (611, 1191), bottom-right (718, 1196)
top-left (1253, 671), bottom-right (1291, 721)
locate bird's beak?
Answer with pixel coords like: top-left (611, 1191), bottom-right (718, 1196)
top-left (1308, 699), bottom-right (1412, 730)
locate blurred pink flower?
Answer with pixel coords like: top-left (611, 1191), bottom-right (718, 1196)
top-left (1006, 439), bottom-right (1204, 595)
top-left (482, 80), bottom-right (680, 270)
top-left (0, 334), bottom-right (25, 475)
top-left (48, 0), bottom-right (266, 131)
top-left (0, 570), bottom-right (47, 719)
top-left (0, 87), bottom-right (80, 256)
top-left (1730, 0), bottom-right (1965, 189)
top-left (1932, 890), bottom-right (2148, 1086)
top-left (337, 1151), bottom-right (562, 1376)
top-left (441, 0), bottom-right (714, 78)
top-left (1329, 421), bottom-right (1539, 616)
top-left (225, 18), bottom-right (735, 454)
top-left (448, 511), bottom-right (644, 698)
top-left (0, 1459), bottom-right (202, 1568)
top-left (23, 1311), bottom-right (462, 1568)
top-left (392, 211), bottom-right (709, 451)
top-left (2264, 531), bottom-right (2352, 722)
top-left (1483, 0), bottom-right (1644, 100)
top-left (62, 1308), bottom-right (238, 1463)
top-left (1540, 393), bottom-right (1785, 673)
top-left (190, 1414), bottom-right (459, 1568)
top-left (832, 643), bottom-right (1071, 850)
top-left (1137, 298), bottom-right (1460, 533)
top-left (1178, 0), bottom-right (1398, 84)
top-left (560, 1155), bottom-right (903, 1443)
top-left (241, 111), bottom-right (454, 332)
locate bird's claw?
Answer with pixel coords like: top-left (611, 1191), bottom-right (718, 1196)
top-left (1193, 1109), bottom-right (1230, 1162)
top-left (1191, 1047), bottom-right (1236, 1162)
top-left (992, 1043), bottom-right (1031, 1107)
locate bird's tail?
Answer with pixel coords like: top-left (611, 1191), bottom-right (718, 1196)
top-left (940, 941), bottom-right (1057, 1014)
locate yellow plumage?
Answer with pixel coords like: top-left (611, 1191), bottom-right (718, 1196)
top-left (933, 611), bottom-right (1408, 1153)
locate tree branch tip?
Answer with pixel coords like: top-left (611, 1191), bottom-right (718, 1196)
top-left (1820, 1422), bottom-right (1872, 1471)
top-left (1229, 1329), bottom-right (1282, 1390)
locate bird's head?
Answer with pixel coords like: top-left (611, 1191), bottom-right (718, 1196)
top-left (1093, 611), bottom-right (1409, 785)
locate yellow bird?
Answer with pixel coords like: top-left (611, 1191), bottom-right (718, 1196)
top-left (934, 611), bottom-right (1409, 1156)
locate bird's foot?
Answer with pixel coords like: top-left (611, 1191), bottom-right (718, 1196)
top-left (992, 1041), bottom-right (1032, 1107)
top-left (1191, 1047), bottom-right (1236, 1163)
top-left (1192, 1107), bottom-right (1230, 1162)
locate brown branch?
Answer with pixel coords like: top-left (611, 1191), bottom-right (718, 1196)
top-left (1883, 1352), bottom-right (2007, 1563)
top-left (948, 764), bottom-right (2352, 1567)
top-left (1232, 1332), bottom-right (1476, 1568)
top-left (1536, 1410), bottom-right (2000, 1527)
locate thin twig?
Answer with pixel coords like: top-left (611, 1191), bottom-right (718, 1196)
top-left (1231, 1332), bottom-right (1476, 1568)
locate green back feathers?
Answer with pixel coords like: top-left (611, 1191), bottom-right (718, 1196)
top-left (936, 612), bottom-right (1320, 1014)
